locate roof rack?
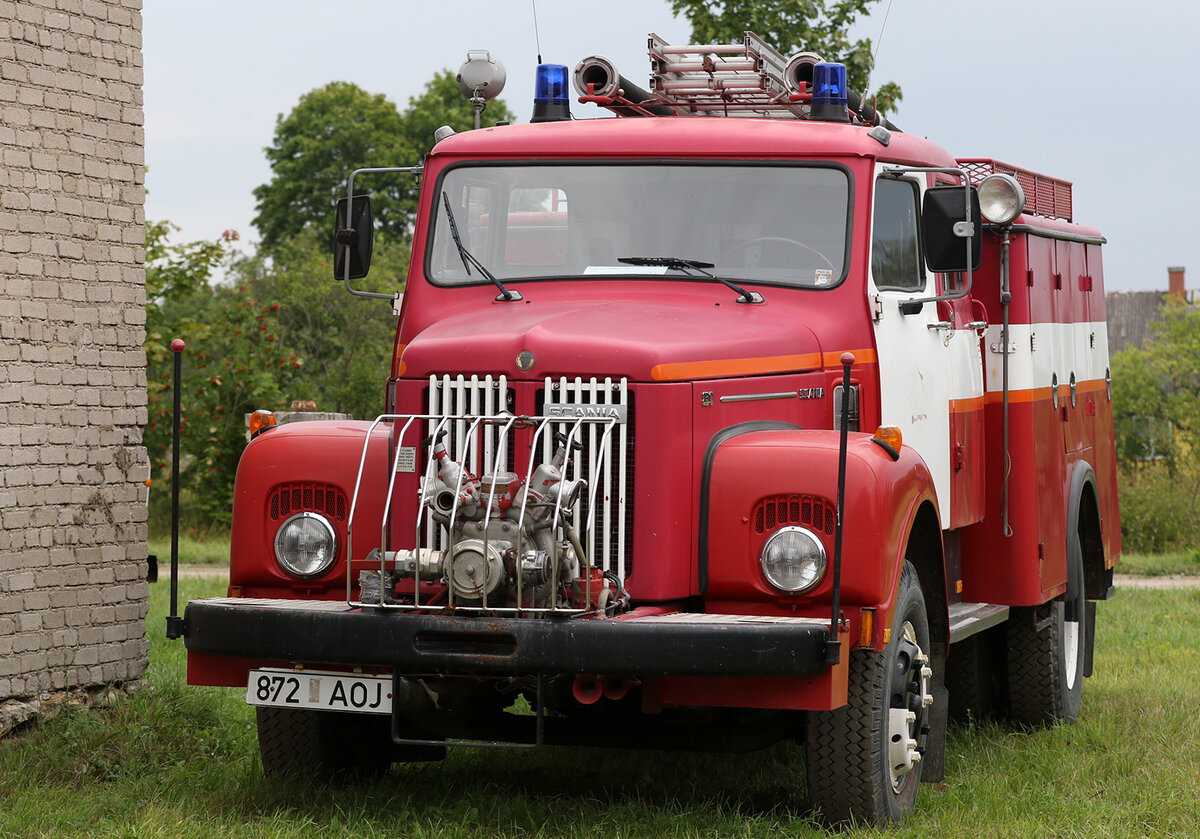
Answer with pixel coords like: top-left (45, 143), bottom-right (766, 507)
top-left (577, 31), bottom-right (816, 119)
top-left (958, 159), bottom-right (1073, 222)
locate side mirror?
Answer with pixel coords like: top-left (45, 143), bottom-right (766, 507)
top-left (922, 185), bottom-right (981, 273)
top-left (333, 195), bottom-right (374, 281)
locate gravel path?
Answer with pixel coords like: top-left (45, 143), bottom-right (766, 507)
top-left (1114, 574), bottom-right (1200, 590)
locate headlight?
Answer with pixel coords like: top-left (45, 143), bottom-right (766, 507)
top-left (978, 173), bottom-right (1025, 225)
top-left (274, 512), bottom-right (337, 578)
top-left (760, 526), bottom-right (826, 593)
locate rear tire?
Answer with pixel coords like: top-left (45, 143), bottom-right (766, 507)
top-left (256, 708), bottom-right (396, 780)
top-left (946, 624), bottom-right (1004, 722)
top-left (805, 563), bottom-right (934, 826)
top-left (1005, 532), bottom-right (1086, 725)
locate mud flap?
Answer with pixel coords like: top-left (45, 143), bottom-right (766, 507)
top-left (1082, 600), bottom-right (1097, 679)
top-left (921, 645), bottom-right (949, 783)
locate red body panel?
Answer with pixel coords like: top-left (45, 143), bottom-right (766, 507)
top-left (705, 430), bottom-right (938, 636)
top-left (192, 114), bottom-right (1120, 721)
top-left (960, 222), bottom-right (1120, 604)
top-left (228, 421), bottom-right (391, 597)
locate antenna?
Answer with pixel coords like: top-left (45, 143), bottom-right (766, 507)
top-left (531, 0), bottom-right (543, 64)
top-left (860, 0), bottom-right (895, 103)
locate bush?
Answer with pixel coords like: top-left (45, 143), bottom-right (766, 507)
top-left (1116, 463), bottom-right (1200, 553)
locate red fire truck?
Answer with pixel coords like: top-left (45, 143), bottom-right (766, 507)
top-left (181, 33), bottom-right (1120, 825)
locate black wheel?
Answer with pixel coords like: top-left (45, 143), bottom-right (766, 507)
top-left (256, 708), bottom-right (397, 780)
top-left (805, 562), bottom-right (934, 826)
top-left (945, 624), bottom-right (1004, 723)
top-left (1005, 531), bottom-right (1086, 725)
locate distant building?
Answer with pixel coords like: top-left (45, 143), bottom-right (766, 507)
top-left (1106, 267), bottom-right (1192, 356)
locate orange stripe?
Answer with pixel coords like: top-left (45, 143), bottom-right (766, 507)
top-left (650, 348), bottom-right (876, 382)
top-left (983, 387), bottom-right (1049, 405)
top-left (983, 377), bottom-right (1110, 406)
top-left (949, 396), bottom-right (984, 414)
top-left (821, 348), bottom-right (878, 367)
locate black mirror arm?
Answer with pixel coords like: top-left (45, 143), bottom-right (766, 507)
top-left (883, 165), bottom-right (975, 315)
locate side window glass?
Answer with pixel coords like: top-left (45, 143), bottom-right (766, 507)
top-left (871, 178), bottom-right (923, 291)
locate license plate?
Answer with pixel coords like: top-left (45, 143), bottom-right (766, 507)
top-left (246, 668), bottom-right (392, 715)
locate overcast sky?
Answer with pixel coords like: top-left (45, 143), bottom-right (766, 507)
top-left (144, 0), bottom-right (1198, 293)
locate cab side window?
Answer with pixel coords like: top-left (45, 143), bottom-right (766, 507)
top-left (871, 178), bottom-right (923, 291)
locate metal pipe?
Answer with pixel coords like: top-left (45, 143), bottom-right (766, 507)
top-left (1000, 231), bottom-right (1014, 537)
top-left (165, 338), bottom-right (185, 639)
top-left (572, 55), bottom-right (673, 115)
top-left (826, 352), bottom-right (855, 665)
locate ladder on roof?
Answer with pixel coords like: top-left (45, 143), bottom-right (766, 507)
top-left (649, 32), bottom-right (807, 117)
top-left (579, 32), bottom-right (816, 119)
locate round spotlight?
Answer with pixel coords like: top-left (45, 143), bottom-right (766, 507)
top-left (457, 50), bottom-right (506, 102)
top-left (979, 173), bottom-right (1026, 225)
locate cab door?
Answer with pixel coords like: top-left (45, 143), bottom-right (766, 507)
top-left (867, 169), bottom-right (954, 526)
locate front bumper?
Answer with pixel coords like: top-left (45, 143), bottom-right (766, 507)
top-left (184, 597), bottom-right (834, 677)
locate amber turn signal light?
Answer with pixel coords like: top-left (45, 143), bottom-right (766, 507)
top-left (871, 426), bottom-right (902, 460)
top-left (249, 409), bottom-right (277, 440)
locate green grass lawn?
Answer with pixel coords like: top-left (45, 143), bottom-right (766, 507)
top-left (1, 579), bottom-right (1198, 837)
top-left (147, 533), bottom-right (230, 566)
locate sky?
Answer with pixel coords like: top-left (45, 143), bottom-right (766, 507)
top-left (143, 0), bottom-right (1200, 293)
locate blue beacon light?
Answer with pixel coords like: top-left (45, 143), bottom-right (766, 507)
top-left (810, 62), bottom-right (850, 123)
top-left (531, 63), bottom-right (571, 122)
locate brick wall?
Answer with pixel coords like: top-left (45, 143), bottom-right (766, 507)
top-left (0, 0), bottom-right (147, 731)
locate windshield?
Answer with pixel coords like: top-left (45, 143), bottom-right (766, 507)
top-left (428, 163), bottom-right (850, 289)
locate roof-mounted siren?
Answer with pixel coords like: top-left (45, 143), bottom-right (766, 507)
top-left (809, 62), bottom-right (850, 123)
top-left (573, 55), bottom-right (673, 116)
top-left (457, 50), bottom-right (506, 129)
top-left (531, 63), bottom-right (571, 122)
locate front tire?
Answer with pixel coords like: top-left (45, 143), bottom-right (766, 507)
top-left (256, 708), bottom-right (395, 780)
top-left (805, 562), bottom-right (934, 826)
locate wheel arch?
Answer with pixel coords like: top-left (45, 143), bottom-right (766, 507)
top-left (1068, 460), bottom-right (1112, 601)
top-left (901, 499), bottom-right (949, 651)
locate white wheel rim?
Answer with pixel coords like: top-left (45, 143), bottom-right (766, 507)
top-left (888, 621), bottom-right (933, 792)
top-left (1063, 615), bottom-right (1080, 689)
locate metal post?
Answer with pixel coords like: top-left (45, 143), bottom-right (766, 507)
top-left (825, 351), bottom-right (855, 665)
top-left (165, 338), bottom-right (185, 639)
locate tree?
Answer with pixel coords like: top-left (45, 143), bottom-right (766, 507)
top-left (392, 71), bottom-right (518, 229)
top-left (1110, 297), bottom-right (1200, 551)
top-left (1114, 298), bottom-right (1200, 473)
top-left (144, 224), bottom-right (299, 529)
top-left (253, 74), bottom-right (516, 252)
top-left (399, 69), bottom-right (517, 155)
top-left (231, 230), bottom-right (408, 421)
top-left (252, 82), bottom-right (414, 250)
top-left (670, 0), bottom-right (902, 114)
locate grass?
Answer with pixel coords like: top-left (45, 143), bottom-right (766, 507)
top-left (147, 532), bottom-right (231, 566)
top-left (1118, 549), bottom-right (1200, 577)
top-left (1, 581), bottom-right (1198, 837)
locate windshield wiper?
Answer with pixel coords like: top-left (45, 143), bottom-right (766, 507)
top-left (441, 192), bottom-right (521, 302)
top-left (617, 256), bottom-right (763, 304)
